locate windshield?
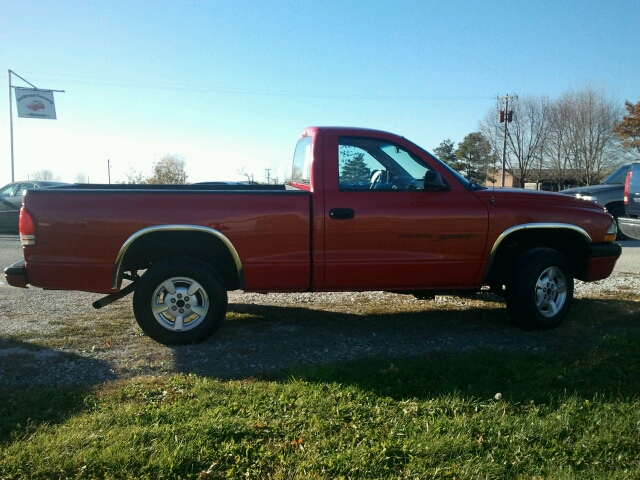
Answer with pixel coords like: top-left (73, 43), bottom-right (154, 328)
top-left (603, 164), bottom-right (630, 184)
top-left (406, 140), bottom-right (485, 191)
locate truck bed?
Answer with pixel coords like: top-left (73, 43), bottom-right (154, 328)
top-left (21, 184), bottom-right (312, 294)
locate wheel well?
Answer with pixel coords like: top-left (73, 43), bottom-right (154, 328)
top-left (485, 228), bottom-right (591, 284)
top-left (605, 201), bottom-right (624, 217)
top-left (119, 231), bottom-right (242, 290)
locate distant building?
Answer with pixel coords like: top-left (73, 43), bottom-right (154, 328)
top-left (487, 168), bottom-right (579, 191)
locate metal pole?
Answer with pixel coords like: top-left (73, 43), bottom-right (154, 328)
top-left (8, 70), bottom-right (64, 183)
top-left (108, 159), bottom-right (111, 184)
top-left (501, 96), bottom-right (509, 187)
top-left (9, 70), bottom-right (14, 182)
top-left (9, 70), bottom-right (38, 89)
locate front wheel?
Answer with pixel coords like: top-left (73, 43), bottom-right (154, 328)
top-left (133, 257), bottom-right (227, 345)
top-left (506, 248), bottom-right (574, 330)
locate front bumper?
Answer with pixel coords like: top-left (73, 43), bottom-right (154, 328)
top-left (581, 241), bottom-right (622, 282)
top-left (618, 217), bottom-right (640, 241)
top-left (4, 260), bottom-right (28, 288)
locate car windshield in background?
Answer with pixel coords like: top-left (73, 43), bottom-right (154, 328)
top-left (603, 164), bottom-right (631, 184)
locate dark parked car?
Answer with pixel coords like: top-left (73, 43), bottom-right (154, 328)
top-left (618, 162), bottom-right (640, 240)
top-left (560, 163), bottom-right (632, 239)
top-left (0, 181), bottom-right (66, 232)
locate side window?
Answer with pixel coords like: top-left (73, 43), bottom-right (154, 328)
top-left (339, 136), bottom-right (430, 191)
top-left (339, 144), bottom-right (385, 189)
top-left (0, 184), bottom-right (16, 197)
top-left (606, 165), bottom-right (631, 184)
top-left (17, 183), bottom-right (36, 194)
top-left (630, 165), bottom-right (640, 191)
top-left (291, 136), bottom-right (313, 185)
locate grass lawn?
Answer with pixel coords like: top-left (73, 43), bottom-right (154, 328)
top-left (1, 331), bottom-right (640, 479)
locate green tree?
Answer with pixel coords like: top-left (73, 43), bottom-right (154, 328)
top-left (613, 100), bottom-right (640, 159)
top-left (147, 154), bottom-right (188, 184)
top-left (455, 132), bottom-right (492, 182)
top-left (340, 153), bottom-right (371, 183)
top-left (434, 139), bottom-right (464, 171)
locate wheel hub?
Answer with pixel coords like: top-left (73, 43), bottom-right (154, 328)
top-left (535, 266), bottom-right (567, 318)
top-left (165, 289), bottom-right (193, 318)
top-left (151, 276), bottom-right (209, 331)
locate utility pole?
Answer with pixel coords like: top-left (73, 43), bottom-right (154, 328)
top-left (498, 94), bottom-right (516, 187)
top-left (108, 159), bottom-right (111, 184)
top-left (264, 168), bottom-right (271, 184)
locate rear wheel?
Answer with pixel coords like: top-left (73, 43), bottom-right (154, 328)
top-left (506, 248), bottom-right (573, 330)
top-left (133, 257), bottom-right (227, 345)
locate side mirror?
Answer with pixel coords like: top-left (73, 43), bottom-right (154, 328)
top-left (423, 171), bottom-right (451, 191)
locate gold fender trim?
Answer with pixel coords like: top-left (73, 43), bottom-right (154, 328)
top-left (111, 225), bottom-right (244, 290)
top-left (482, 223), bottom-right (592, 283)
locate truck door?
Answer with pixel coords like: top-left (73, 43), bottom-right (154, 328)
top-left (322, 133), bottom-right (489, 290)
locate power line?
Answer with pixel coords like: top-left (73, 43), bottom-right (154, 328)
top-left (20, 71), bottom-right (495, 101)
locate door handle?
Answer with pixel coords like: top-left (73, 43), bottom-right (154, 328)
top-left (329, 208), bottom-right (355, 220)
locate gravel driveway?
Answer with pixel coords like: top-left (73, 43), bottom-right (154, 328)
top-left (1, 234), bottom-right (639, 389)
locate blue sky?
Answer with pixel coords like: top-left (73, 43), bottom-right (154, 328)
top-left (1, 0), bottom-right (638, 185)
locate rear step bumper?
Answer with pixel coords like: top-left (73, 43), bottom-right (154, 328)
top-left (3, 260), bottom-right (28, 288)
top-left (618, 217), bottom-right (640, 241)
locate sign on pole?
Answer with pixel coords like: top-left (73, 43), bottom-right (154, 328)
top-left (14, 87), bottom-right (57, 119)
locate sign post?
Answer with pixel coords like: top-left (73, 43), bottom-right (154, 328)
top-left (7, 70), bottom-right (64, 182)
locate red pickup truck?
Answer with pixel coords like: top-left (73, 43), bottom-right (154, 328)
top-left (4, 127), bottom-right (621, 344)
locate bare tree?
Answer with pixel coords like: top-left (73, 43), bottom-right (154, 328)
top-left (479, 100), bottom-right (505, 182)
top-left (237, 167), bottom-right (255, 184)
top-left (74, 173), bottom-right (88, 184)
top-left (544, 99), bottom-right (575, 189)
top-left (561, 88), bottom-right (623, 185)
top-left (30, 169), bottom-right (61, 181)
top-left (147, 154), bottom-right (188, 185)
top-left (119, 166), bottom-right (148, 184)
top-left (480, 96), bottom-right (550, 187)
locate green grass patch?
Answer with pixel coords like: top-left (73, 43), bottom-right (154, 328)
top-left (1, 335), bottom-right (640, 479)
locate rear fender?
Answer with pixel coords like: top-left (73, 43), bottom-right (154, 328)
top-left (112, 225), bottom-right (244, 290)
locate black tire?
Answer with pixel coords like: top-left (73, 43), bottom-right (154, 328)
top-left (133, 257), bottom-right (227, 345)
top-left (506, 248), bottom-right (574, 330)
